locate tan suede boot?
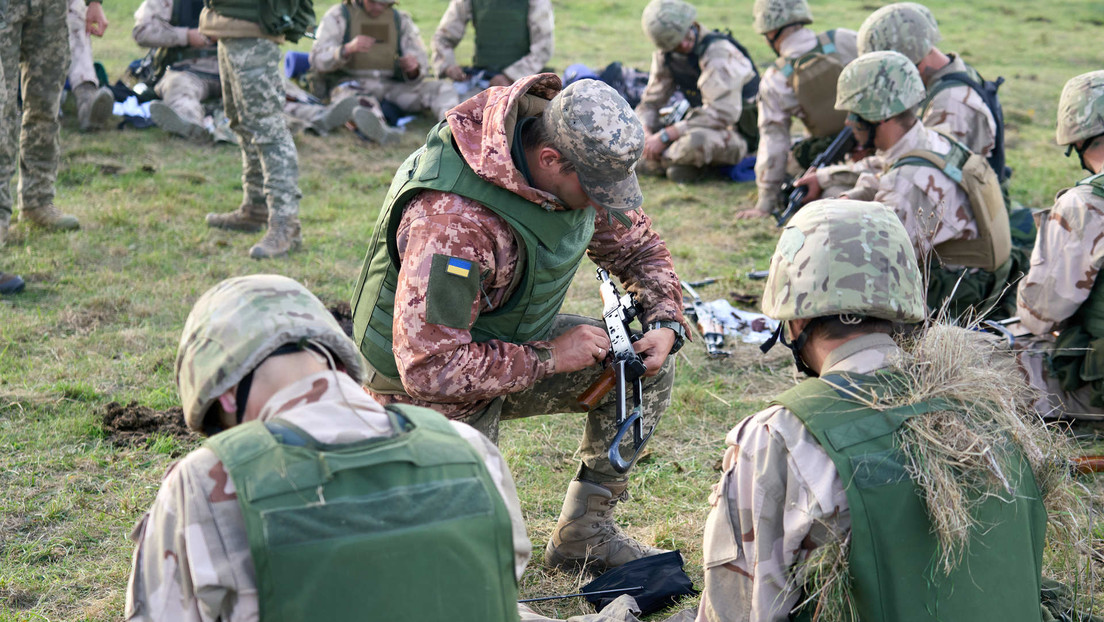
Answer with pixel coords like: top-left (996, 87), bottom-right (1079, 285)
top-left (205, 203), bottom-right (268, 232)
top-left (544, 479), bottom-right (669, 573)
top-left (74, 83), bottom-right (114, 132)
top-left (249, 217), bottom-right (302, 259)
top-left (22, 205), bottom-right (80, 230)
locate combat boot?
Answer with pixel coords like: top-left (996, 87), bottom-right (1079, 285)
top-left (0, 271), bottom-right (25, 295)
top-left (249, 217), bottom-right (302, 259)
top-left (22, 205), bottom-right (80, 230)
top-left (545, 479), bottom-right (669, 573)
top-left (310, 96), bottom-right (357, 135)
top-left (205, 203), bottom-right (268, 232)
top-left (666, 164), bottom-right (704, 184)
top-left (151, 101), bottom-right (208, 142)
top-left (74, 83), bottom-right (114, 131)
top-left (352, 106), bottom-right (402, 145)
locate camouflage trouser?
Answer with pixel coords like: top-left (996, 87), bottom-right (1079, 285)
top-left (66, 0), bottom-right (95, 88)
top-left (155, 69), bottom-right (221, 126)
top-left (333, 76), bottom-right (459, 122)
top-left (663, 126), bottom-right (747, 169)
top-left (462, 314), bottom-right (676, 484)
top-left (1018, 338), bottom-right (1104, 420)
top-left (0, 0), bottom-right (69, 220)
top-left (217, 38), bottom-right (300, 218)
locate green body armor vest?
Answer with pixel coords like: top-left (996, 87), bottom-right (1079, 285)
top-left (776, 372), bottom-right (1046, 622)
top-left (350, 122), bottom-right (595, 381)
top-left (1049, 173), bottom-right (1104, 404)
top-left (205, 0), bottom-right (315, 42)
top-left (471, 0), bottom-right (530, 73)
top-left (205, 404), bottom-right (519, 622)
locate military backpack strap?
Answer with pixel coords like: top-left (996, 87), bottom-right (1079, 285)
top-left (1076, 172), bottom-right (1104, 200)
top-left (919, 67), bottom-right (1009, 183)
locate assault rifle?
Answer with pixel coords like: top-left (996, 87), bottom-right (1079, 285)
top-left (681, 279), bottom-right (729, 357)
top-left (776, 126), bottom-right (855, 226)
top-left (574, 269), bottom-right (653, 473)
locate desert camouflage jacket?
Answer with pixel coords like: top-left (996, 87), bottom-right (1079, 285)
top-left (371, 74), bottom-right (685, 421)
top-left (696, 334), bottom-right (899, 622)
top-left (124, 370), bottom-right (531, 621)
top-left (922, 54), bottom-right (997, 159)
top-left (753, 27), bottom-right (858, 210)
top-left (309, 3), bottom-right (429, 83)
top-left (817, 121), bottom-right (977, 262)
top-left (431, 0), bottom-right (554, 82)
top-left (1017, 183), bottom-right (1104, 335)
top-left (635, 34), bottom-right (756, 134)
top-left (132, 0), bottom-right (220, 75)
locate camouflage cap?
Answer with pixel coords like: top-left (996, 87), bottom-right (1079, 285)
top-left (762, 199), bottom-right (925, 323)
top-left (1056, 70), bottom-right (1104, 146)
top-left (175, 274), bottom-right (368, 431)
top-left (835, 50), bottom-right (926, 122)
top-left (642, 0), bottom-right (697, 52)
top-left (752, 0), bottom-right (813, 34)
top-left (540, 79), bottom-right (645, 211)
top-left (857, 3), bottom-right (941, 64)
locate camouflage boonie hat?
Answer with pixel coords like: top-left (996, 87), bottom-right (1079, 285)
top-left (541, 80), bottom-right (645, 211)
top-left (752, 0), bottom-right (813, 34)
top-left (835, 50), bottom-right (926, 122)
top-left (762, 199), bottom-right (925, 323)
top-left (175, 274), bottom-right (368, 431)
top-left (642, 0), bottom-right (696, 52)
top-left (857, 3), bottom-right (941, 64)
top-left (1056, 70), bottom-right (1104, 146)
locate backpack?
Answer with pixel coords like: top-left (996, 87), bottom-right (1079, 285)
top-left (776, 30), bottom-right (847, 138)
top-left (920, 67), bottom-right (1009, 183)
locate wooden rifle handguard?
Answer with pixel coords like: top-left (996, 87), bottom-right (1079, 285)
top-left (574, 366), bottom-right (616, 412)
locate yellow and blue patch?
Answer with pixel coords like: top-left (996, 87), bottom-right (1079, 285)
top-left (445, 257), bottom-right (472, 278)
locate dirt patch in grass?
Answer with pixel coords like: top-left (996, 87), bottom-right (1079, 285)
top-left (100, 401), bottom-right (195, 446)
top-left (1, 586), bottom-right (40, 610)
top-left (328, 301), bottom-right (354, 337)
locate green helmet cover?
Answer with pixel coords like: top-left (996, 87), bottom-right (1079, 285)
top-left (857, 2), bottom-right (941, 64)
top-left (642, 0), bottom-right (697, 52)
top-left (1056, 70), bottom-right (1104, 146)
top-left (835, 50), bottom-right (926, 122)
top-left (752, 0), bottom-right (813, 34)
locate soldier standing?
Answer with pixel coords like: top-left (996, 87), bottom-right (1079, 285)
top-left (0, 40), bottom-right (23, 295)
top-left (431, 0), bottom-right (554, 90)
top-left (67, 0), bottom-right (114, 131)
top-left (736, 0), bottom-right (857, 219)
top-left (198, 0), bottom-right (306, 259)
top-left (635, 0), bottom-right (759, 184)
top-left (350, 75), bottom-right (689, 573)
top-left (1017, 71), bottom-right (1104, 419)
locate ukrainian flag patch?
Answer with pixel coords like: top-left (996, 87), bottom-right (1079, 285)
top-left (445, 257), bottom-right (472, 278)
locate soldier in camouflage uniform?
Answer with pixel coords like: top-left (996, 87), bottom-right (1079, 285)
top-left (126, 274), bottom-right (532, 621)
top-left (198, 2), bottom-right (302, 259)
top-left (1017, 71), bottom-right (1104, 419)
top-left (66, 0), bottom-right (114, 131)
top-left (699, 198), bottom-right (1047, 621)
top-left (0, 49), bottom-right (24, 295)
top-left (736, 0), bottom-right (857, 219)
top-left (350, 75), bottom-right (690, 573)
top-left (0, 0), bottom-right (103, 238)
top-left (635, 0), bottom-right (758, 183)
top-left (308, 0), bottom-right (458, 124)
top-left (795, 51), bottom-right (1013, 319)
top-left (431, 0), bottom-right (554, 90)
top-left (857, 3), bottom-right (997, 161)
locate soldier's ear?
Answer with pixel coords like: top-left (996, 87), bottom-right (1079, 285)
top-left (217, 391), bottom-right (238, 423)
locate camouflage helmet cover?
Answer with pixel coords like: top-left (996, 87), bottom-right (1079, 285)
top-left (175, 274), bottom-right (368, 431)
top-left (1056, 70), bottom-right (1104, 146)
top-left (642, 0), bottom-right (697, 52)
top-left (857, 2), bottom-right (942, 64)
top-left (752, 0), bottom-right (813, 34)
top-left (835, 50), bottom-right (926, 122)
top-left (762, 199), bottom-right (925, 323)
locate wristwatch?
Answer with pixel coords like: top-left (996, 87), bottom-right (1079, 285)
top-left (648, 320), bottom-right (686, 355)
top-left (658, 128), bottom-right (672, 144)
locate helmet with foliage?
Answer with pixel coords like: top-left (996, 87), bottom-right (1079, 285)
top-left (762, 199), bottom-right (925, 322)
top-left (857, 2), bottom-right (941, 64)
top-left (752, 0), bottom-right (813, 34)
top-left (835, 50), bottom-right (926, 122)
top-left (1056, 70), bottom-right (1104, 146)
top-left (175, 274), bottom-right (367, 431)
top-left (642, 0), bottom-right (696, 52)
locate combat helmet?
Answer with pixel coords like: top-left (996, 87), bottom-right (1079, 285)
top-left (175, 274), bottom-right (367, 432)
top-left (752, 0), bottom-right (813, 34)
top-left (642, 0), bottom-right (696, 52)
top-left (1056, 70), bottom-right (1104, 147)
top-left (835, 50), bottom-right (926, 122)
top-left (762, 199), bottom-right (925, 323)
top-left (857, 2), bottom-right (941, 64)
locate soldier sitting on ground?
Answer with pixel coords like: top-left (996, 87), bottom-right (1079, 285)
top-left (125, 274), bottom-right (531, 621)
top-left (795, 51), bottom-right (1015, 320)
top-left (736, 0), bottom-right (857, 219)
top-left (635, 0), bottom-right (759, 184)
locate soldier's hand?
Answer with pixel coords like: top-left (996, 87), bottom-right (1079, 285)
top-left (343, 35), bottom-right (376, 57)
top-left (549, 325), bottom-right (611, 374)
top-left (794, 172), bottom-right (822, 204)
top-left (489, 74), bottom-right (512, 87)
top-left (186, 28), bottom-right (212, 48)
top-left (444, 65), bottom-right (467, 81)
top-left (633, 328), bottom-right (675, 377)
top-left (85, 2), bottom-right (109, 36)
top-left (643, 133), bottom-right (667, 161)
top-left (398, 55), bottom-right (420, 78)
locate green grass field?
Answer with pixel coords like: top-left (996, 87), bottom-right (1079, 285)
top-left (1, 0), bottom-right (1102, 619)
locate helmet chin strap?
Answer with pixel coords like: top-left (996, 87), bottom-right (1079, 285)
top-left (1068, 135), bottom-right (1102, 174)
top-left (760, 319), bottom-right (820, 377)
